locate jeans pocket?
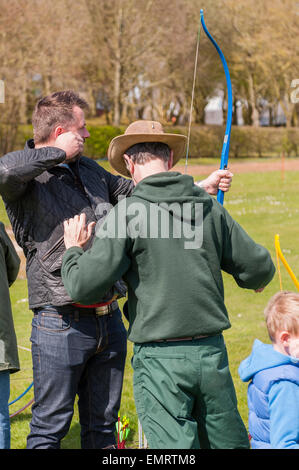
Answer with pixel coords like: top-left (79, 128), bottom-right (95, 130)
top-left (34, 312), bottom-right (71, 333)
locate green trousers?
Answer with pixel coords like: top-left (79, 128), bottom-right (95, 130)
top-left (132, 334), bottom-right (250, 449)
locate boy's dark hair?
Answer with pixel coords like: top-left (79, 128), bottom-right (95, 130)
top-left (32, 90), bottom-right (88, 144)
top-left (125, 142), bottom-right (171, 165)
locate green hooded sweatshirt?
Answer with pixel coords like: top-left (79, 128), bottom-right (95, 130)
top-left (0, 222), bottom-right (20, 373)
top-left (62, 172), bottom-right (275, 343)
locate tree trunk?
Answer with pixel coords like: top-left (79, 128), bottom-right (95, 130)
top-left (113, 60), bottom-right (121, 125)
top-left (86, 88), bottom-right (96, 117)
top-left (268, 105), bottom-right (274, 126)
top-left (18, 79), bottom-right (28, 124)
top-left (232, 97), bottom-right (238, 125)
top-left (43, 75), bottom-right (52, 96)
top-left (113, 7), bottom-right (123, 126)
top-left (279, 92), bottom-right (295, 128)
top-left (248, 72), bottom-right (259, 127)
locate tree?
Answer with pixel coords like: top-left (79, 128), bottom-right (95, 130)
top-left (85, 0), bottom-right (167, 125)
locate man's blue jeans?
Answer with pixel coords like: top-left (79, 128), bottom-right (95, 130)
top-left (27, 305), bottom-right (127, 449)
top-left (0, 370), bottom-right (10, 449)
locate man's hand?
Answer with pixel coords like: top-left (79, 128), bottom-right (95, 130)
top-left (255, 287), bottom-right (265, 293)
top-left (54, 131), bottom-right (84, 161)
top-left (196, 169), bottom-right (233, 196)
top-left (64, 213), bottom-right (96, 249)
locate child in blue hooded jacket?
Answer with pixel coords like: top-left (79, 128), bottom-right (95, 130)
top-left (239, 291), bottom-right (299, 449)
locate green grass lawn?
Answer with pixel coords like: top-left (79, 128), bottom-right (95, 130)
top-left (5, 161), bottom-right (299, 448)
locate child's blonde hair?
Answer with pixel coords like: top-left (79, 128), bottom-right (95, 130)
top-left (264, 291), bottom-right (299, 341)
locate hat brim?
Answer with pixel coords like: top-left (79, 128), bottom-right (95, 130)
top-left (107, 133), bottom-right (187, 177)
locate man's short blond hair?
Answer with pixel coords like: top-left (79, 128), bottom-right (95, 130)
top-left (264, 291), bottom-right (299, 341)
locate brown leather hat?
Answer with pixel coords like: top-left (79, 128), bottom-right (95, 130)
top-left (107, 120), bottom-right (187, 177)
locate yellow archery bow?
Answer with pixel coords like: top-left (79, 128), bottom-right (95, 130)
top-left (274, 234), bottom-right (299, 291)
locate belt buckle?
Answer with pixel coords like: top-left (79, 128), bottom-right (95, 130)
top-left (95, 300), bottom-right (117, 317)
top-left (95, 305), bottom-right (109, 316)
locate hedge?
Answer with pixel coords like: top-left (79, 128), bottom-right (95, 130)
top-left (85, 124), bottom-right (299, 159)
top-left (84, 125), bottom-right (123, 159)
top-left (6, 123), bottom-right (299, 159)
top-left (178, 125), bottom-right (299, 159)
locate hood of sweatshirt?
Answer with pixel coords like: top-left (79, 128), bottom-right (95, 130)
top-left (238, 339), bottom-right (299, 382)
top-left (131, 171), bottom-right (214, 222)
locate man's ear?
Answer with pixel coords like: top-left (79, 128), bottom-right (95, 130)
top-left (53, 125), bottom-right (64, 140)
top-left (167, 150), bottom-right (174, 170)
top-left (123, 154), bottom-right (134, 176)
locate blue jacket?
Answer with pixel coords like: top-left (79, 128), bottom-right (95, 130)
top-left (238, 339), bottom-right (299, 449)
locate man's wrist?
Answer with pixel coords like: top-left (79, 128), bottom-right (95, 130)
top-left (64, 244), bottom-right (84, 251)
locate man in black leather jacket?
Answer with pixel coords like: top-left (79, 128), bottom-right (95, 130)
top-left (0, 90), bottom-right (233, 449)
top-left (0, 91), bottom-right (133, 449)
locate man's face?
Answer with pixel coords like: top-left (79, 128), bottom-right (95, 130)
top-left (61, 105), bottom-right (90, 160)
top-left (68, 105), bottom-right (90, 141)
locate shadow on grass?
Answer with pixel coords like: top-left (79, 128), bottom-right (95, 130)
top-left (10, 411), bottom-right (32, 424)
top-left (61, 423), bottom-right (81, 449)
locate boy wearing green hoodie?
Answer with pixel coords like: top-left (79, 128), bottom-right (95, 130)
top-left (61, 120), bottom-right (275, 449)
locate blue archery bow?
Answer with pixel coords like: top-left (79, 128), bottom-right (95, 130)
top-left (200, 9), bottom-right (233, 205)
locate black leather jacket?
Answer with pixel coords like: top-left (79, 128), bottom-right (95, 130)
top-left (0, 140), bottom-right (133, 308)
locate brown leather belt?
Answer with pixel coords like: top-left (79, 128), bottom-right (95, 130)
top-left (153, 335), bottom-right (209, 343)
